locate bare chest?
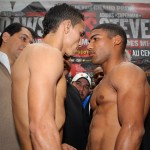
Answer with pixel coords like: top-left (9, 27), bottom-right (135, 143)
top-left (93, 77), bottom-right (117, 107)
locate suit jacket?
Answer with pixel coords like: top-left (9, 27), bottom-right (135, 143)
top-left (0, 62), bottom-right (20, 150)
top-left (62, 83), bottom-right (90, 150)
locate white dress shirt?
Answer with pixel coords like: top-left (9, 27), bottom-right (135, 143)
top-left (0, 51), bottom-right (11, 74)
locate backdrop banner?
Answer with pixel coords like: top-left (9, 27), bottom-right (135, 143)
top-left (0, 1), bottom-right (150, 84)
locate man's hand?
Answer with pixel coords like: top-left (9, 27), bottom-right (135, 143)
top-left (62, 143), bottom-right (77, 150)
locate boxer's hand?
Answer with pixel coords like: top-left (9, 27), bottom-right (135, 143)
top-left (62, 143), bottom-right (77, 150)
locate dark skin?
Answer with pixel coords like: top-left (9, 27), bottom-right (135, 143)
top-left (93, 66), bottom-right (104, 86)
top-left (90, 66), bottom-right (104, 110)
top-left (86, 28), bottom-right (150, 150)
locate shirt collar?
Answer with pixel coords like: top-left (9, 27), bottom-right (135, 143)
top-left (0, 51), bottom-right (11, 74)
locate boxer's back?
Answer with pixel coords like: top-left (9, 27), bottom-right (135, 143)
top-left (12, 45), bottom-right (33, 150)
top-left (12, 43), bottom-right (64, 150)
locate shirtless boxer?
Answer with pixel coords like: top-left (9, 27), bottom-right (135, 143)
top-left (90, 66), bottom-right (104, 111)
top-left (87, 23), bottom-right (150, 150)
top-left (11, 3), bottom-right (84, 150)
top-left (90, 50), bottom-right (130, 111)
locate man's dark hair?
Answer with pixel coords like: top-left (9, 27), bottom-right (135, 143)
top-left (93, 23), bottom-right (127, 52)
top-left (42, 3), bottom-right (84, 37)
top-left (25, 26), bottom-right (38, 42)
top-left (0, 22), bottom-right (37, 46)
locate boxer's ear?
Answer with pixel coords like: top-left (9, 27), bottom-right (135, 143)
top-left (113, 35), bottom-right (122, 46)
top-left (63, 20), bottom-right (72, 34)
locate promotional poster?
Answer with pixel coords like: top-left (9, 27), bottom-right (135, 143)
top-left (0, 1), bottom-right (150, 85)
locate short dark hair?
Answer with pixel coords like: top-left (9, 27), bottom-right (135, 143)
top-left (42, 3), bottom-right (84, 37)
top-left (93, 23), bottom-right (127, 52)
top-left (25, 27), bottom-right (38, 42)
top-left (0, 22), bottom-right (37, 46)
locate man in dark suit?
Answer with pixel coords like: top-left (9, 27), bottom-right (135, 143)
top-left (63, 72), bottom-right (92, 150)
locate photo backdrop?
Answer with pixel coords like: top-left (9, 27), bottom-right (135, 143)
top-left (0, 1), bottom-right (150, 85)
